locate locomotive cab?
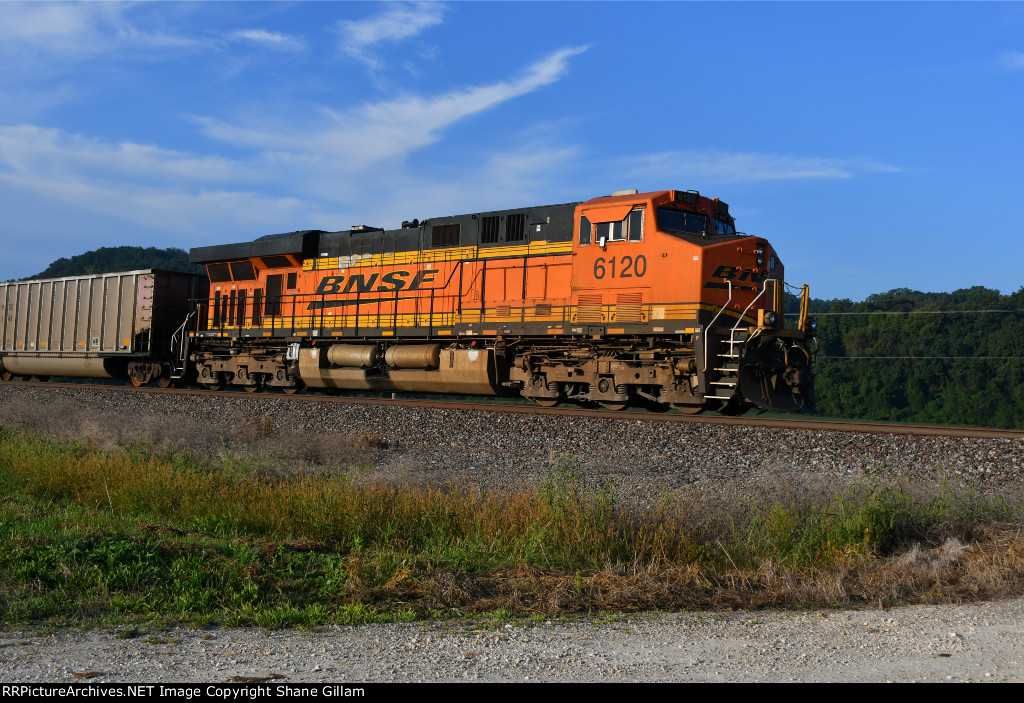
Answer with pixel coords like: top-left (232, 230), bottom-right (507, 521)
top-left (570, 189), bottom-right (814, 413)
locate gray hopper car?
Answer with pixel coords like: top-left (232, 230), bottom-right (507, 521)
top-left (0, 269), bottom-right (208, 385)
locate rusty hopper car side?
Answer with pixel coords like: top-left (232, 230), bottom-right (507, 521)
top-left (0, 269), bottom-right (208, 385)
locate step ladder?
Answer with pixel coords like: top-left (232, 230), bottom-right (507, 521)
top-left (704, 328), bottom-right (746, 401)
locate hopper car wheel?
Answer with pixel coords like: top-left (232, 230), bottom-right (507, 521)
top-left (130, 377), bottom-right (145, 388)
top-left (202, 382), bottom-right (225, 392)
top-left (282, 383), bottom-right (303, 395)
top-left (1, 371), bottom-right (12, 381)
top-left (244, 385), bottom-right (259, 393)
top-left (529, 397), bottom-right (560, 407)
top-left (157, 377), bottom-right (173, 389)
top-left (672, 403), bottom-right (704, 415)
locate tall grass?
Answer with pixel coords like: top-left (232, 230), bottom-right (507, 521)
top-left (0, 425), bottom-right (1021, 626)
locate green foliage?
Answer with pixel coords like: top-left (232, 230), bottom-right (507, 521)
top-left (28, 246), bottom-right (204, 279)
top-left (788, 286), bottom-right (1024, 428)
top-left (1, 428), bottom-right (1018, 625)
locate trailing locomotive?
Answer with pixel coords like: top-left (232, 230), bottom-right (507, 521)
top-left (1, 189), bottom-right (816, 413)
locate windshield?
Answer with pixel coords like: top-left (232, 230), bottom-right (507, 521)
top-left (714, 217), bottom-right (736, 235)
top-left (656, 207), bottom-right (709, 236)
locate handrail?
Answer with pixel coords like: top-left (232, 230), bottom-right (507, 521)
top-left (731, 277), bottom-right (778, 341)
top-left (700, 280), bottom-right (731, 373)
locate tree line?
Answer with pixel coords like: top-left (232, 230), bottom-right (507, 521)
top-left (788, 286), bottom-right (1024, 428)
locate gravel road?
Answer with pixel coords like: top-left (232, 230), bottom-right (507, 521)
top-left (3, 599), bottom-right (1023, 683)
top-left (2, 383), bottom-right (1023, 683)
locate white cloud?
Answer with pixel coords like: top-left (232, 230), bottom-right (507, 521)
top-left (0, 2), bottom-right (201, 55)
top-left (199, 45), bottom-right (589, 171)
top-left (998, 51), bottom-right (1024, 70)
top-left (0, 126), bottom-right (255, 185)
top-left (336, 2), bottom-right (446, 70)
top-left (228, 29), bottom-right (306, 52)
top-left (630, 150), bottom-right (902, 183)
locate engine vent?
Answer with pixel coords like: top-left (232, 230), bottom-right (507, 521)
top-left (615, 292), bottom-right (644, 322)
top-left (577, 294), bottom-right (603, 322)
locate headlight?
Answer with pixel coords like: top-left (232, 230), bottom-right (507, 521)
top-left (763, 311), bottom-right (777, 326)
top-left (807, 318), bottom-right (817, 333)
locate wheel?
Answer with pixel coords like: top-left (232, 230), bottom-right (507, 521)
top-left (0, 371), bottom-right (12, 382)
top-left (282, 384), bottom-right (302, 395)
top-left (600, 400), bottom-right (631, 411)
top-left (202, 382), bottom-right (225, 392)
top-left (672, 403), bottom-right (705, 415)
top-left (244, 385), bottom-right (260, 393)
top-left (157, 377), bottom-right (173, 388)
top-left (130, 376), bottom-right (145, 388)
top-left (528, 396), bottom-right (560, 407)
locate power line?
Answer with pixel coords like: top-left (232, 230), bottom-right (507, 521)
top-left (822, 355), bottom-right (1024, 360)
top-left (786, 309), bottom-right (1023, 316)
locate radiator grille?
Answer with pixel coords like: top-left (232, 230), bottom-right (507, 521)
top-left (577, 294), bottom-right (603, 322)
top-left (615, 292), bottom-right (644, 322)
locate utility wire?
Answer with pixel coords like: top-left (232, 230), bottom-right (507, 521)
top-left (822, 356), bottom-right (1024, 360)
top-left (785, 309), bottom-right (1023, 316)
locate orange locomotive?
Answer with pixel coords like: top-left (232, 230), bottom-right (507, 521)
top-left (187, 188), bottom-right (816, 413)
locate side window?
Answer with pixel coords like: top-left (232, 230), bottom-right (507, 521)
top-left (579, 215), bottom-right (592, 245)
top-left (286, 272), bottom-right (297, 289)
top-left (628, 209), bottom-right (643, 241)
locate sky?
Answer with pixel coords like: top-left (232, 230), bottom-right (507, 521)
top-left (2, 1), bottom-right (1023, 301)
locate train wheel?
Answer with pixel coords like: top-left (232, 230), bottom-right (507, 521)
top-left (672, 403), bottom-right (704, 414)
top-left (202, 382), bottom-right (224, 392)
top-left (528, 396), bottom-right (559, 407)
top-left (282, 384), bottom-right (302, 395)
top-left (600, 400), bottom-right (631, 411)
top-left (130, 376), bottom-right (145, 388)
top-left (157, 377), bottom-right (173, 388)
top-left (0, 371), bottom-right (12, 381)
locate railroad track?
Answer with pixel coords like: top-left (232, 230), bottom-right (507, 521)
top-left (3, 379), bottom-right (1021, 440)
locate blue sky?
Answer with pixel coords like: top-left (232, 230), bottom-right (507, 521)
top-left (2, 1), bottom-right (1023, 301)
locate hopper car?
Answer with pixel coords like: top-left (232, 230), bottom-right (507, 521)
top-left (1, 188), bottom-right (816, 414)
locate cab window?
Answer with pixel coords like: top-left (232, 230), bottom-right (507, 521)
top-left (714, 217), bottom-right (736, 235)
top-left (584, 209), bottom-right (644, 244)
top-left (657, 207), bottom-right (709, 236)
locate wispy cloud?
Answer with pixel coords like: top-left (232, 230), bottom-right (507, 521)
top-left (630, 150), bottom-right (902, 183)
top-left (0, 126), bottom-right (255, 185)
top-left (998, 51), bottom-right (1024, 70)
top-left (0, 2), bottom-right (201, 55)
top-left (199, 46), bottom-right (589, 172)
top-left (228, 29), bottom-right (306, 53)
top-left (336, 2), bottom-right (446, 71)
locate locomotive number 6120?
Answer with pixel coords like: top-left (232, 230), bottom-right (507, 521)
top-left (594, 255), bottom-right (647, 280)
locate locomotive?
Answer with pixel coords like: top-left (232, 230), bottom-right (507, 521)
top-left (0, 189), bottom-right (816, 414)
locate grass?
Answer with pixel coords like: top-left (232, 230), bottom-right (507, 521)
top-left (0, 423), bottom-right (1022, 628)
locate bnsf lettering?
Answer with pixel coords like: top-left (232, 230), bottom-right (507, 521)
top-left (711, 264), bottom-right (763, 282)
top-left (314, 269), bottom-right (438, 295)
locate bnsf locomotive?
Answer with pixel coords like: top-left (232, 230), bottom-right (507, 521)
top-left (0, 189), bottom-right (815, 414)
